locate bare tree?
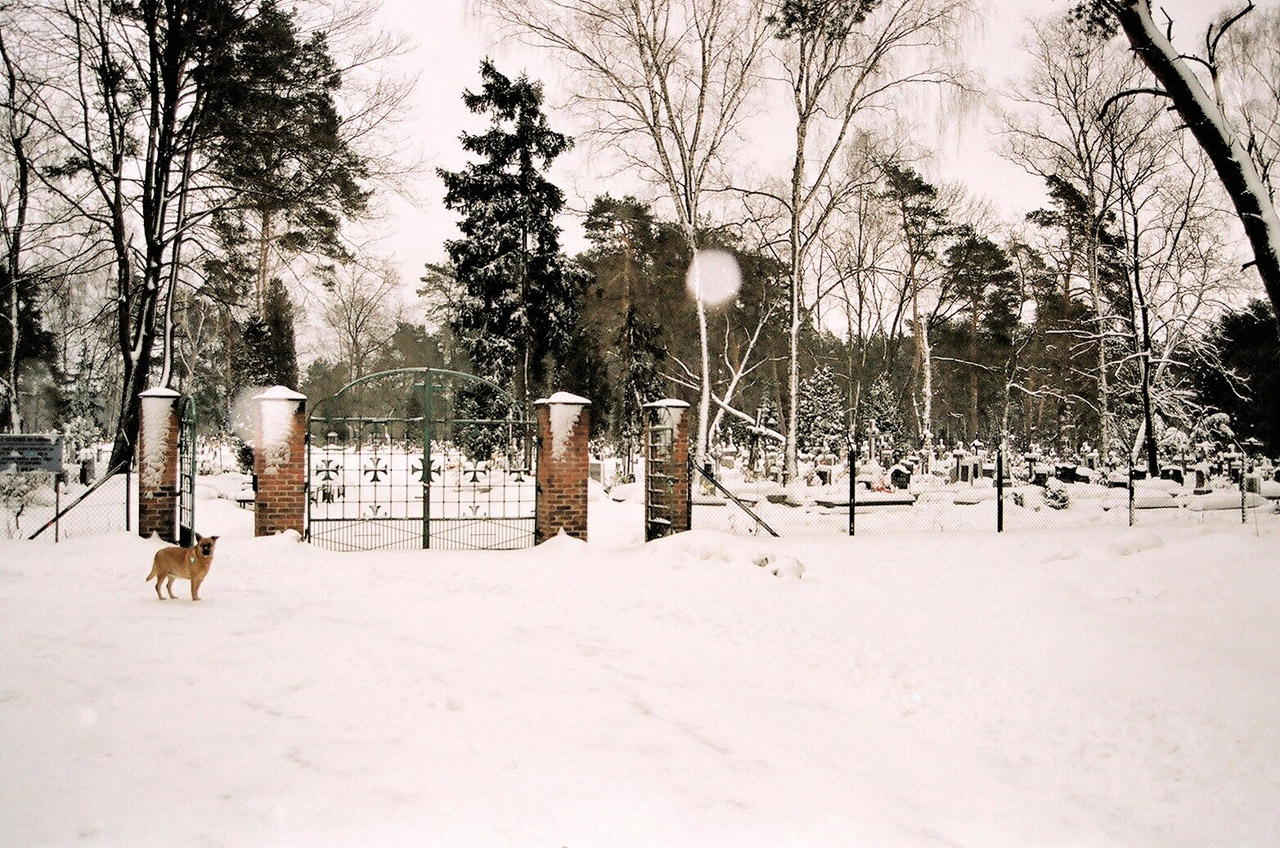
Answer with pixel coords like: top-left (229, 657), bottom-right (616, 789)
top-left (474, 0), bottom-right (771, 459)
top-left (0, 10), bottom-right (36, 431)
top-left (321, 258), bottom-right (405, 381)
top-left (758, 0), bottom-right (971, 481)
top-left (1004, 14), bottom-right (1155, 456)
top-left (24, 0), bottom-right (247, 467)
top-left (1081, 0), bottom-right (1280, 330)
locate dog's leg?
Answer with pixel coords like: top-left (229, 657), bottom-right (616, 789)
top-left (155, 575), bottom-right (165, 600)
top-left (191, 575), bottom-right (202, 601)
top-left (165, 575), bottom-right (177, 599)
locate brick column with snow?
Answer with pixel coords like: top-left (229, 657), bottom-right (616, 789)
top-left (534, 392), bottom-right (591, 543)
top-left (138, 387), bottom-right (181, 542)
top-left (644, 399), bottom-right (691, 539)
top-left (253, 386), bottom-right (307, 538)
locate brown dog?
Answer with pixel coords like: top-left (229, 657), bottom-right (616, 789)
top-left (146, 534), bottom-right (218, 601)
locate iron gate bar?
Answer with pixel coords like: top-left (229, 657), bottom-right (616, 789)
top-left (307, 367), bottom-right (536, 552)
top-left (178, 396), bottom-right (197, 547)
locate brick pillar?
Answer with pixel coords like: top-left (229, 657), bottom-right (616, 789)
top-left (138, 388), bottom-right (181, 542)
top-left (535, 392), bottom-right (591, 543)
top-left (253, 386), bottom-right (307, 537)
top-left (644, 399), bottom-right (691, 540)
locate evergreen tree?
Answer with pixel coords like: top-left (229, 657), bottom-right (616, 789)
top-left (797, 365), bottom-right (845, 454)
top-left (438, 61), bottom-right (579, 408)
top-left (862, 373), bottom-right (906, 449)
top-left (943, 228), bottom-right (1019, 441)
top-left (208, 0), bottom-right (370, 310)
top-left (1194, 299), bottom-right (1280, 455)
top-left (579, 195), bottom-right (669, 441)
top-left (236, 277), bottom-right (298, 390)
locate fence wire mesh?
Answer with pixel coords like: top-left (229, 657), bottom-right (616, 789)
top-left (3, 466), bottom-right (135, 542)
top-left (690, 449), bottom-right (1280, 537)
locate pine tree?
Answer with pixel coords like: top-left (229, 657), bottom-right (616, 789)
top-left (580, 195), bottom-right (668, 442)
top-left (797, 365), bottom-right (845, 454)
top-left (438, 61), bottom-right (579, 408)
top-left (207, 0), bottom-right (370, 311)
top-left (944, 228), bottom-right (1019, 441)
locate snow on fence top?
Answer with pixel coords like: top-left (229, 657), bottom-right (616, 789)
top-left (535, 393), bottom-right (591, 462)
top-left (139, 388), bottom-right (179, 489)
top-left (644, 398), bottom-right (687, 428)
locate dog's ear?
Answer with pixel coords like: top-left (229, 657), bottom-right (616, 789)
top-left (195, 532), bottom-right (204, 543)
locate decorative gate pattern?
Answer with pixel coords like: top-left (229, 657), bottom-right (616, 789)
top-left (306, 368), bottom-right (537, 551)
top-left (177, 396), bottom-right (197, 546)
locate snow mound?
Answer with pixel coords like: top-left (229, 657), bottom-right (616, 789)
top-left (752, 553), bottom-right (806, 579)
top-left (536, 528), bottom-right (588, 553)
top-left (608, 481), bottom-right (643, 502)
top-left (657, 532), bottom-right (805, 579)
top-left (1111, 529), bottom-right (1164, 557)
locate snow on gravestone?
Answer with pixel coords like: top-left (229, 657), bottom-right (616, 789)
top-left (139, 388), bottom-right (180, 489)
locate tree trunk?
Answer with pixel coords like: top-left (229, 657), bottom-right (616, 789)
top-left (1086, 222), bottom-right (1112, 455)
top-left (258, 208), bottom-right (273, 314)
top-left (969, 300), bottom-right (980, 439)
top-left (1113, 0), bottom-right (1280, 332)
top-left (1, 30), bottom-right (29, 432)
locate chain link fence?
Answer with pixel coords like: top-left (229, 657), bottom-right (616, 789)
top-left (1, 463), bottom-right (135, 542)
top-left (691, 449), bottom-right (1280, 537)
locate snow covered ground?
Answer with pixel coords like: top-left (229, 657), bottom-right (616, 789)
top-left (2, 480), bottom-right (1278, 846)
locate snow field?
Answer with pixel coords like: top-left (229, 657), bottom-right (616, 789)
top-left (1, 491), bottom-right (1278, 846)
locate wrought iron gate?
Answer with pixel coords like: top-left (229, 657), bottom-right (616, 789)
top-left (305, 368), bottom-right (537, 551)
top-left (177, 396), bottom-right (197, 546)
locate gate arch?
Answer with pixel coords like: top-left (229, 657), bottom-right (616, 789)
top-left (305, 368), bottom-right (536, 551)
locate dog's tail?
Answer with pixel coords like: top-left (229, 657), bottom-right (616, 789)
top-left (145, 556), bottom-right (159, 583)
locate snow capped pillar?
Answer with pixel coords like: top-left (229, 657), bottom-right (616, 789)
top-left (644, 399), bottom-right (691, 541)
top-left (137, 387), bottom-right (181, 542)
top-left (534, 392), bottom-right (591, 544)
top-left (253, 386), bottom-right (307, 538)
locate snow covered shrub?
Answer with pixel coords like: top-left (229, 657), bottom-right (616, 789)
top-left (0, 472), bottom-right (45, 538)
top-left (235, 437), bottom-right (254, 474)
top-left (1043, 479), bottom-right (1070, 510)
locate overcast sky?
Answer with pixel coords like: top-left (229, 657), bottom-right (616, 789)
top-left (348, 0), bottom-right (1254, 321)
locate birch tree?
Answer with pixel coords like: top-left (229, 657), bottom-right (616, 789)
top-left (0, 12), bottom-right (40, 432)
top-left (1005, 14), bottom-right (1155, 457)
top-left (763, 0), bottom-right (971, 481)
top-left (476, 0), bottom-right (771, 459)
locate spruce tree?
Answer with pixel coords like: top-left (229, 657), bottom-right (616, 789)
top-left (237, 277), bottom-right (298, 390)
top-left (797, 365), bottom-right (845, 454)
top-left (863, 374), bottom-right (906, 449)
top-left (438, 61), bottom-right (579, 408)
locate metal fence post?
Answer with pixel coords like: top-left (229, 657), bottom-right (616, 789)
top-left (125, 466), bottom-right (132, 532)
top-left (1128, 451), bottom-right (1135, 527)
top-left (996, 447), bottom-right (1004, 533)
top-left (848, 445), bottom-right (856, 537)
top-left (1241, 469), bottom-right (1247, 525)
